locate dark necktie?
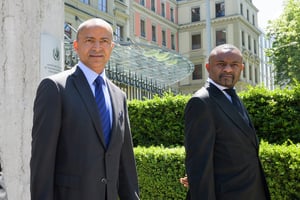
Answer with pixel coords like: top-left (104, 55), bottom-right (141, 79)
top-left (224, 88), bottom-right (250, 125)
top-left (94, 76), bottom-right (111, 147)
top-left (224, 88), bottom-right (244, 114)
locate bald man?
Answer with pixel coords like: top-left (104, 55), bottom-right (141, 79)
top-left (184, 44), bottom-right (270, 200)
top-left (30, 18), bottom-right (139, 200)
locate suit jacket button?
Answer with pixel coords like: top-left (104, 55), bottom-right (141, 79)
top-left (101, 178), bottom-right (107, 184)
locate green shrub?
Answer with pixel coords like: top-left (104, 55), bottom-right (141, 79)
top-left (129, 84), bottom-right (300, 146)
top-left (134, 143), bottom-right (300, 200)
top-left (134, 146), bottom-right (187, 200)
top-left (259, 141), bottom-right (300, 200)
top-left (130, 85), bottom-right (300, 199)
top-left (129, 93), bottom-right (189, 147)
top-left (240, 84), bottom-right (300, 144)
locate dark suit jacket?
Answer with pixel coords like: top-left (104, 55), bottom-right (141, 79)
top-left (30, 66), bottom-right (139, 200)
top-left (184, 83), bottom-right (270, 200)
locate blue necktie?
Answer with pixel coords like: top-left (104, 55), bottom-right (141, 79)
top-left (94, 76), bottom-right (111, 147)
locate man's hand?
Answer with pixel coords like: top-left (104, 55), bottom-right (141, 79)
top-left (179, 176), bottom-right (189, 188)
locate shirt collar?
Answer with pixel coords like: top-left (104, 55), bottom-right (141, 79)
top-left (78, 61), bottom-right (107, 86)
top-left (207, 78), bottom-right (235, 91)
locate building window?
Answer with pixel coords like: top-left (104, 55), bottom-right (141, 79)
top-left (64, 23), bottom-right (72, 39)
top-left (171, 34), bottom-right (175, 50)
top-left (98, 0), bottom-right (107, 12)
top-left (254, 39), bottom-right (257, 54)
top-left (115, 25), bottom-right (124, 42)
top-left (192, 34), bottom-right (201, 50)
top-left (162, 30), bottom-right (166, 46)
top-left (216, 30), bottom-right (226, 46)
top-left (141, 19), bottom-right (146, 37)
top-left (252, 14), bottom-right (255, 25)
top-left (170, 8), bottom-right (174, 22)
top-left (151, 0), bottom-right (155, 12)
top-left (191, 7), bottom-right (200, 22)
top-left (152, 25), bottom-right (156, 42)
top-left (243, 62), bottom-right (246, 78)
top-left (216, 2), bottom-right (225, 17)
top-left (249, 65), bottom-right (252, 81)
top-left (240, 3), bottom-right (243, 15)
top-left (248, 35), bottom-right (251, 50)
top-left (80, 0), bottom-right (89, 4)
top-left (193, 64), bottom-right (203, 80)
top-left (241, 31), bottom-right (245, 46)
top-left (140, 0), bottom-right (145, 6)
top-left (161, 3), bottom-right (165, 17)
top-left (255, 67), bottom-right (258, 83)
top-left (247, 9), bottom-right (249, 21)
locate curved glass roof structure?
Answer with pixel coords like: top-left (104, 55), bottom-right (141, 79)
top-left (65, 38), bottom-right (194, 87)
top-left (109, 41), bottom-right (194, 86)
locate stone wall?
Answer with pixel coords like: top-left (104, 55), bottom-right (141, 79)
top-left (0, 0), bottom-right (64, 199)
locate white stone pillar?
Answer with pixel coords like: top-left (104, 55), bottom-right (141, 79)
top-left (0, 0), bottom-right (64, 199)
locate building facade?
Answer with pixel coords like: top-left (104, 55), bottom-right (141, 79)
top-left (64, 0), bottom-right (263, 98)
top-left (258, 31), bottom-right (275, 90)
top-left (176, 0), bottom-right (261, 93)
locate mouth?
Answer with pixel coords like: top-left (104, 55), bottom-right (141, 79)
top-left (90, 54), bottom-right (104, 58)
top-left (221, 74), bottom-right (233, 79)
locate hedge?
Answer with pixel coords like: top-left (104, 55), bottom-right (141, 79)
top-left (128, 84), bottom-right (300, 147)
top-left (129, 94), bottom-right (188, 147)
top-left (134, 142), bottom-right (300, 200)
top-left (129, 84), bottom-right (300, 199)
top-left (239, 84), bottom-right (300, 144)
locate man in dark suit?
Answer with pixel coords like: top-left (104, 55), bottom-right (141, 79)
top-left (183, 44), bottom-right (270, 199)
top-left (30, 18), bottom-right (139, 200)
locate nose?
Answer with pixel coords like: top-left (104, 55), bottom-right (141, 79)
top-left (92, 41), bottom-right (104, 49)
top-left (223, 64), bottom-right (233, 72)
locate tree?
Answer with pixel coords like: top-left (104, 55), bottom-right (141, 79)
top-left (265, 0), bottom-right (300, 86)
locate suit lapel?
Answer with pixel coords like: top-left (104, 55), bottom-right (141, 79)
top-left (207, 83), bottom-right (258, 148)
top-left (71, 66), bottom-right (106, 148)
top-left (105, 79), bottom-right (122, 150)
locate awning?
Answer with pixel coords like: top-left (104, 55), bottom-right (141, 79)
top-left (110, 41), bottom-right (194, 86)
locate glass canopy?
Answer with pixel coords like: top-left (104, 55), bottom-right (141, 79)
top-left (109, 41), bottom-right (194, 86)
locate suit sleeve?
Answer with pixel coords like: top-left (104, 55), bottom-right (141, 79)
top-left (184, 97), bottom-right (216, 200)
top-left (30, 79), bottom-right (61, 200)
top-left (118, 95), bottom-right (140, 200)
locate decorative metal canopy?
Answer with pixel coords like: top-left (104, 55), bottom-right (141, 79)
top-left (109, 41), bottom-right (194, 86)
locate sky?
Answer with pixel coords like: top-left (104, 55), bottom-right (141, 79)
top-left (252, 0), bottom-right (284, 30)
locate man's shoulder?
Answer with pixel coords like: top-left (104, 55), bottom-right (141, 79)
top-left (193, 86), bottom-right (209, 98)
top-left (36, 68), bottom-right (77, 93)
top-left (48, 67), bottom-right (76, 81)
top-left (106, 79), bottom-right (126, 96)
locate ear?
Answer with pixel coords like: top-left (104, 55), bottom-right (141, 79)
top-left (73, 40), bottom-right (78, 51)
top-left (205, 63), bottom-right (210, 71)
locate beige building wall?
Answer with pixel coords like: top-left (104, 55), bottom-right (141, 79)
top-left (177, 0), bottom-right (261, 94)
top-left (64, 0), bottom-right (262, 95)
